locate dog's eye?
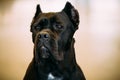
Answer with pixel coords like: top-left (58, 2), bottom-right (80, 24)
top-left (35, 25), bottom-right (41, 30)
top-left (54, 23), bottom-right (63, 30)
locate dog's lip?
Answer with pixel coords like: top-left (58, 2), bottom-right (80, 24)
top-left (40, 46), bottom-right (50, 59)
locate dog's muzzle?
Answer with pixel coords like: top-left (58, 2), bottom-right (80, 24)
top-left (35, 31), bottom-right (51, 59)
top-left (34, 29), bottom-right (63, 62)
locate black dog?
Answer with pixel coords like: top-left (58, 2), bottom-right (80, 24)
top-left (24, 2), bottom-right (85, 80)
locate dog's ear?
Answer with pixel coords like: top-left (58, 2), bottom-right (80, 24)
top-left (62, 2), bottom-right (79, 30)
top-left (34, 4), bottom-right (42, 19)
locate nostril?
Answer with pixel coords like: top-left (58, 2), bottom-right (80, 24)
top-left (44, 34), bottom-right (49, 38)
top-left (38, 33), bottom-right (50, 40)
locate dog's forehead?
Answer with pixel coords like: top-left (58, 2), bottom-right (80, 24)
top-left (40, 12), bottom-right (56, 18)
top-left (32, 12), bottom-right (70, 26)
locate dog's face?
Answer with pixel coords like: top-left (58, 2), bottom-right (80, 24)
top-left (30, 2), bottom-right (79, 63)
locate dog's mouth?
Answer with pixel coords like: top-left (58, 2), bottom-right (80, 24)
top-left (39, 46), bottom-right (50, 59)
top-left (35, 43), bottom-right (63, 63)
top-left (35, 44), bottom-right (54, 64)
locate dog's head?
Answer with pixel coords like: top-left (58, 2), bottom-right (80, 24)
top-left (30, 2), bottom-right (79, 63)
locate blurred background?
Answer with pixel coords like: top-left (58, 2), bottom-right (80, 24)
top-left (0, 0), bottom-right (120, 80)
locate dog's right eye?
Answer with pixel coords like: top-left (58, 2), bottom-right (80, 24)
top-left (35, 25), bottom-right (41, 30)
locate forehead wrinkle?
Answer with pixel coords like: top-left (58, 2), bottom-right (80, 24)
top-left (39, 12), bottom-right (56, 18)
top-left (32, 12), bottom-right (57, 26)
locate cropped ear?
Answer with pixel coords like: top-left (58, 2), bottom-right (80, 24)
top-left (34, 4), bottom-right (42, 19)
top-left (62, 2), bottom-right (79, 30)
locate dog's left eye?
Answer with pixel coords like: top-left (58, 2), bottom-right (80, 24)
top-left (54, 23), bottom-right (64, 30)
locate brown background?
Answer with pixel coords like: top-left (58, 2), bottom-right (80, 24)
top-left (0, 0), bottom-right (120, 80)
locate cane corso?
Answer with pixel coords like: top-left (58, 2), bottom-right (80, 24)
top-left (24, 2), bottom-right (85, 80)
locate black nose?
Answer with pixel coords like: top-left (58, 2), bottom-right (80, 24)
top-left (38, 33), bottom-right (50, 41)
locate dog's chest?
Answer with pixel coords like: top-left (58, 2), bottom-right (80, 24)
top-left (47, 73), bottom-right (63, 80)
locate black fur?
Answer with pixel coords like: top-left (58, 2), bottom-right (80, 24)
top-left (24, 2), bottom-right (85, 80)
